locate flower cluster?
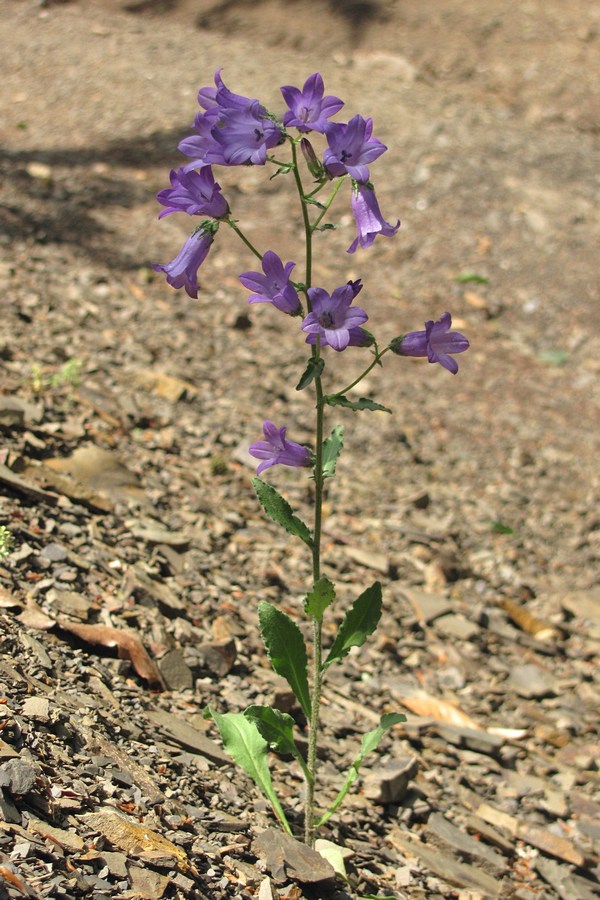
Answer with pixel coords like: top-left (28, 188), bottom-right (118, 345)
top-left (153, 69), bottom-right (469, 471)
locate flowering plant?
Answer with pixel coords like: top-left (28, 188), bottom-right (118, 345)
top-left (154, 69), bottom-right (469, 847)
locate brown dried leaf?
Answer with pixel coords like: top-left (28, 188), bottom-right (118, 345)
top-left (400, 692), bottom-right (482, 730)
top-left (498, 598), bottom-right (558, 642)
top-left (0, 865), bottom-right (29, 896)
top-left (57, 619), bottom-right (165, 689)
top-left (82, 811), bottom-right (191, 872)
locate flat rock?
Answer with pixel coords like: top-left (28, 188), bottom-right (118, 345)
top-left (252, 829), bottom-right (336, 885)
top-left (506, 663), bottom-right (558, 698)
top-left (0, 758), bottom-right (37, 794)
top-left (425, 812), bottom-right (508, 877)
top-left (147, 710), bottom-right (229, 766)
top-left (158, 649), bottom-right (194, 692)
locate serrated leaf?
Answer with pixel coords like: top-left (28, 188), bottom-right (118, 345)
top-left (296, 356), bottom-right (324, 391)
top-left (304, 576), bottom-right (336, 620)
top-left (252, 478), bottom-right (313, 548)
top-left (321, 425), bottom-right (344, 479)
top-left (206, 708), bottom-right (291, 833)
top-left (259, 602), bottom-right (311, 718)
top-left (324, 394), bottom-right (392, 414)
top-left (323, 582), bottom-right (382, 670)
top-left (316, 713), bottom-right (406, 827)
top-left (455, 270), bottom-right (489, 284)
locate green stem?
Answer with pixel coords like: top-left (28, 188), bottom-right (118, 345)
top-left (312, 177), bottom-right (345, 230)
top-left (291, 140), bottom-right (327, 845)
top-left (226, 217), bottom-right (263, 261)
top-left (329, 345), bottom-right (390, 398)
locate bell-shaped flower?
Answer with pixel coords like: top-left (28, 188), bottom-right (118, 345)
top-left (302, 283), bottom-right (368, 351)
top-left (249, 421), bottom-right (312, 475)
top-left (239, 251), bottom-right (301, 315)
top-left (152, 228), bottom-right (213, 299)
top-left (323, 115), bottom-right (387, 183)
top-left (390, 312), bottom-right (469, 374)
top-left (179, 69), bottom-right (283, 169)
top-left (157, 167), bottom-right (229, 219)
top-left (347, 182), bottom-right (400, 253)
top-left (281, 73), bottom-right (344, 133)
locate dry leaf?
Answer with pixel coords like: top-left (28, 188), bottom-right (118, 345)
top-left (0, 865), bottom-right (29, 896)
top-left (57, 619), bottom-right (165, 689)
top-left (498, 598), bottom-right (558, 642)
top-left (82, 810), bottom-right (191, 872)
top-left (399, 691), bottom-right (482, 730)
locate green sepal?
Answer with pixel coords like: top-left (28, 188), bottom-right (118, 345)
top-left (323, 581), bottom-right (382, 671)
top-left (304, 576), bottom-right (336, 621)
top-left (252, 478), bottom-right (313, 548)
top-left (315, 712), bottom-right (406, 827)
top-left (321, 425), bottom-right (344, 479)
top-left (296, 356), bottom-right (325, 391)
top-left (205, 708), bottom-right (292, 834)
top-left (324, 394), bottom-right (392, 414)
top-left (258, 601), bottom-right (312, 719)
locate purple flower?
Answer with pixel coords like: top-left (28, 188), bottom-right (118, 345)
top-left (152, 229), bottom-right (213, 299)
top-left (178, 111), bottom-right (226, 170)
top-left (323, 115), bottom-right (387, 183)
top-left (179, 69), bottom-right (283, 169)
top-left (239, 251), bottom-right (301, 315)
top-left (280, 73), bottom-right (344, 133)
top-left (249, 420), bottom-right (312, 475)
top-left (157, 167), bottom-right (229, 219)
top-left (390, 312), bottom-right (470, 374)
top-left (302, 283), bottom-right (369, 351)
top-left (347, 182), bottom-right (400, 253)
top-left (212, 105), bottom-right (283, 166)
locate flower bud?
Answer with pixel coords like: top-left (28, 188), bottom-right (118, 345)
top-left (301, 138), bottom-right (327, 181)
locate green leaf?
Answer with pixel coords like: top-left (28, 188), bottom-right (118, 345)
top-left (321, 425), bottom-right (344, 479)
top-left (537, 350), bottom-right (569, 367)
top-left (252, 478), bottom-right (313, 548)
top-left (455, 270), bottom-right (489, 284)
top-left (304, 576), bottom-right (336, 620)
top-left (206, 708), bottom-right (292, 834)
top-left (323, 582), bottom-right (383, 670)
top-left (324, 394), bottom-right (392, 414)
top-left (243, 705), bottom-right (297, 755)
top-left (259, 602), bottom-right (312, 719)
top-left (316, 713), bottom-right (406, 827)
top-left (296, 356), bottom-right (324, 391)
top-left (491, 520), bottom-right (514, 535)
top-left (244, 705), bottom-right (310, 780)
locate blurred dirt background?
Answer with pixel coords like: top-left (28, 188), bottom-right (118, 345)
top-left (1, 0), bottom-right (599, 897)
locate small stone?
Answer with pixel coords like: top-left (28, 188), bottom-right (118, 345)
top-left (506, 663), bottom-right (558, 698)
top-left (40, 542), bottom-right (68, 562)
top-left (0, 758), bottom-right (37, 794)
top-left (158, 649), bottom-right (194, 692)
top-left (20, 697), bottom-right (50, 722)
top-left (363, 756), bottom-right (419, 804)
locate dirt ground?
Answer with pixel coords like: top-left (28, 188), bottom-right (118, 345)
top-left (1, 0), bottom-right (600, 897)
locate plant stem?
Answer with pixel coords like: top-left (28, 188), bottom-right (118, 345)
top-left (291, 138), bottom-right (328, 845)
top-left (329, 345), bottom-right (390, 398)
top-left (226, 217), bottom-right (263, 261)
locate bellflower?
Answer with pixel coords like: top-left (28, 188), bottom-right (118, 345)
top-left (302, 283), bottom-right (368, 351)
top-left (152, 229), bottom-right (213, 299)
top-left (157, 167), bottom-right (229, 219)
top-left (249, 420), bottom-right (312, 475)
top-left (347, 182), bottom-right (400, 253)
top-left (323, 115), bottom-right (387, 183)
top-left (239, 251), bottom-right (301, 315)
top-left (280, 73), bottom-right (344, 133)
top-left (179, 69), bottom-right (283, 169)
top-left (390, 312), bottom-right (470, 374)
top-left (212, 105), bottom-right (283, 166)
